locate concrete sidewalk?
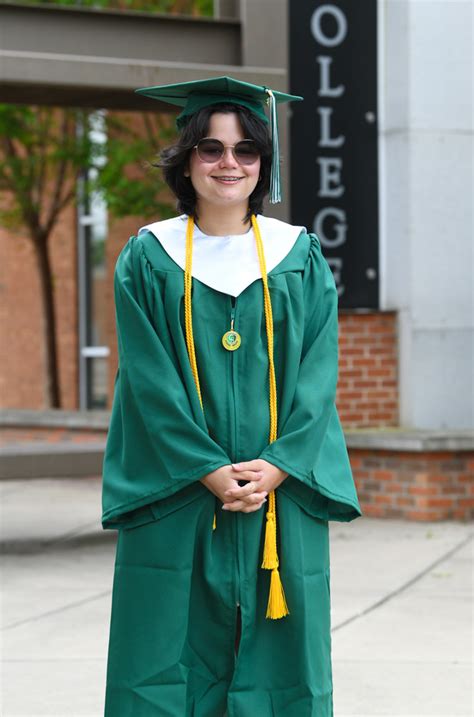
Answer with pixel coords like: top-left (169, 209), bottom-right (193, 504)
top-left (1, 477), bottom-right (472, 717)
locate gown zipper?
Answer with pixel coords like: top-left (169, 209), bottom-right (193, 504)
top-left (228, 295), bottom-right (238, 463)
top-left (228, 295), bottom-right (241, 610)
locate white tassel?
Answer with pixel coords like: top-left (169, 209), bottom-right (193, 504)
top-left (266, 89), bottom-right (281, 204)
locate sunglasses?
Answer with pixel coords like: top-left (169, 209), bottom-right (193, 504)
top-left (193, 138), bottom-right (260, 166)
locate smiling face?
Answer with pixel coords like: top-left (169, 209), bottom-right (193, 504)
top-left (187, 112), bottom-right (261, 217)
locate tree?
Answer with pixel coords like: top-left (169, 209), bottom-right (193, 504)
top-left (0, 0), bottom-right (216, 408)
top-left (0, 105), bottom-right (175, 408)
top-left (20, 0), bottom-right (213, 16)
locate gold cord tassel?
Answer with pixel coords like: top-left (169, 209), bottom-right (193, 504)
top-left (185, 216), bottom-right (289, 616)
top-left (261, 493), bottom-right (288, 618)
top-left (261, 491), bottom-right (278, 569)
top-left (267, 568), bottom-right (289, 619)
top-left (252, 215), bottom-right (289, 619)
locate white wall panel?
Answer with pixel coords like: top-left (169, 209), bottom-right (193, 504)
top-left (378, 0), bottom-right (473, 429)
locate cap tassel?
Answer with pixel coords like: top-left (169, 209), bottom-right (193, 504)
top-left (266, 89), bottom-right (281, 204)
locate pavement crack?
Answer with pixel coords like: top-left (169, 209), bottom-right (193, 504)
top-left (2, 589), bottom-right (112, 631)
top-left (331, 531), bottom-right (473, 633)
top-left (1, 521), bottom-right (116, 554)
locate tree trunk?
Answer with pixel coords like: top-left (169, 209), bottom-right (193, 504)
top-left (33, 236), bottom-right (61, 408)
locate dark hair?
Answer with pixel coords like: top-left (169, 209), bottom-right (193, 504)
top-left (156, 103), bottom-right (272, 222)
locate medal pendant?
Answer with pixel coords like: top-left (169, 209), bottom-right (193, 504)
top-left (222, 330), bottom-right (241, 351)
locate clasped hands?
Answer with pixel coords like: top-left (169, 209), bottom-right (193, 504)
top-left (201, 459), bottom-right (288, 514)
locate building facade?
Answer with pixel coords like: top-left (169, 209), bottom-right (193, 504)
top-left (1, 0), bottom-right (472, 520)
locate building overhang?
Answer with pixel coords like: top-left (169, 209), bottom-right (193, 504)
top-left (0, 3), bottom-right (286, 110)
top-left (0, 50), bottom-right (285, 110)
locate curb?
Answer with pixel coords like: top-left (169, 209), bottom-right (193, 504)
top-left (0, 442), bottom-right (105, 479)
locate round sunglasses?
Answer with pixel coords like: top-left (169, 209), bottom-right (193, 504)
top-left (193, 138), bottom-right (260, 166)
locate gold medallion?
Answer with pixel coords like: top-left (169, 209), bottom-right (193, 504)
top-left (222, 330), bottom-right (241, 351)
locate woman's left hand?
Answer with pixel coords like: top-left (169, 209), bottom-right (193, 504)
top-left (222, 459), bottom-right (288, 512)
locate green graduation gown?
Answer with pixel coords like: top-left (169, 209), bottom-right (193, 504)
top-left (102, 215), bottom-right (361, 717)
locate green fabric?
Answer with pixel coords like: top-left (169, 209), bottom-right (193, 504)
top-left (102, 220), bottom-right (361, 716)
top-left (134, 75), bottom-right (303, 128)
top-left (176, 94), bottom-right (268, 128)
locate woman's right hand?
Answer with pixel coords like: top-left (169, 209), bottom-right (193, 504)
top-left (200, 465), bottom-right (268, 513)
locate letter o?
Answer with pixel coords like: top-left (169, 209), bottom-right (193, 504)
top-left (311, 4), bottom-right (348, 47)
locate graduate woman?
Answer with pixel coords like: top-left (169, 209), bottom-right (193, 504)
top-left (102, 77), bottom-right (361, 716)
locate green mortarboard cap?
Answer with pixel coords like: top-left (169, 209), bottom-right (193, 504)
top-left (135, 76), bottom-right (303, 203)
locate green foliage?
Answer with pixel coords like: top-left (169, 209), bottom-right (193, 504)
top-left (0, 105), bottom-right (94, 233)
top-left (15, 0), bottom-right (213, 16)
top-left (0, 104), bottom-right (177, 235)
top-left (91, 112), bottom-right (176, 221)
top-left (0, 103), bottom-right (177, 410)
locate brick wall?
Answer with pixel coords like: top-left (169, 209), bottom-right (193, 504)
top-left (351, 449), bottom-right (474, 521)
top-left (337, 311), bottom-right (398, 428)
top-left (0, 204), bottom-right (78, 410)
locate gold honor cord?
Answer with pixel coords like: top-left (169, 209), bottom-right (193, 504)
top-left (184, 216), bottom-right (203, 408)
top-left (251, 214), bottom-right (289, 619)
top-left (184, 214), bottom-right (289, 620)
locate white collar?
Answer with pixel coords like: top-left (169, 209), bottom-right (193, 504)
top-left (138, 214), bottom-right (305, 297)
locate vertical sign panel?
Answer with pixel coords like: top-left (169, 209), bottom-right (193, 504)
top-left (289, 1), bottom-right (379, 308)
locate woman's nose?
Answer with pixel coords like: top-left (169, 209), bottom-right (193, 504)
top-left (219, 147), bottom-right (239, 167)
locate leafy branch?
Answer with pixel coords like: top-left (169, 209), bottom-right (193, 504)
top-left (0, 103), bottom-right (177, 406)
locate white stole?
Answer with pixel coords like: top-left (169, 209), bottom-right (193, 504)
top-left (139, 214), bottom-right (305, 297)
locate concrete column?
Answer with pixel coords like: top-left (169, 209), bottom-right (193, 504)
top-left (240, 0), bottom-right (291, 221)
top-left (213, 0), bottom-right (239, 18)
top-left (378, 0), bottom-right (473, 429)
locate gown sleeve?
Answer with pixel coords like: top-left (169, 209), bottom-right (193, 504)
top-left (258, 233), bottom-right (362, 522)
top-left (101, 235), bottom-right (231, 530)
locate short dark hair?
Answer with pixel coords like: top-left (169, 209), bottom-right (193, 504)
top-left (156, 103), bottom-right (272, 222)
